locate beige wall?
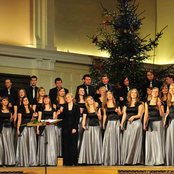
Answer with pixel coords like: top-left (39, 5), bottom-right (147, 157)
top-left (0, 0), bottom-right (31, 46)
top-left (157, 0), bottom-right (174, 64)
top-left (0, 62), bottom-right (89, 96)
top-left (54, 0), bottom-right (156, 62)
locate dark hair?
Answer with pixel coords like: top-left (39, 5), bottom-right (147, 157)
top-left (21, 96), bottom-right (34, 115)
top-left (5, 79), bottom-right (11, 83)
top-left (42, 95), bottom-right (52, 109)
top-left (166, 74), bottom-right (174, 80)
top-left (31, 75), bottom-right (37, 80)
top-left (83, 74), bottom-right (91, 80)
top-left (55, 78), bottom-right (62, 83)
top-left (0, 97), bottom-right (9, 111)
top-left (145, 86), bottom-right (153, 101)
top-left (102, 74), bottom-right (109, 78)
top-left (17, 89), bottom-right (27, 105)
top-left (147, 70), bottom-right (153, 75)
top-left (75, 87), bottom-right (86, 102)
top-left (121, 76), bottom-right (129, 86)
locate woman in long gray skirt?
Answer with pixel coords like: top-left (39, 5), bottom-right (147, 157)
top-left (37, 95), bottom-right (57, 166)
top-left (164, 84), bottom-right (174, 165)
top-left (16, 96), bottom-right (38, 167)
top-left (121, 89), bottom-right (144, 165)
top-left (78, 96), bottom-right (102, 165)
top-left (75, 88), bottom-right (86, 154)
top-left (102, 91), bottom-right (122, 166)
top-left (144, 87), bottom-right (164, 165)
top-left (0, 97), bottom-right (15, 166)
top-left (53, 87), bottom-right (66, 157)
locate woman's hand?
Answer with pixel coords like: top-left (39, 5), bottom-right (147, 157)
top-left (17, 130), bottom-right (20, 135)
top-left (57, 110), bottom-right (61, 116)
top-left (72, 129), bottom-right (76, 134)
top-left (37, 129), bottom-right (40, 135)
top-left (157, 101), bottom-right (162, 108)
top-left (33, 112), bottom-right (38, 118)
top-left (120, 124), bottom-right (124, 130)
top-left (143, 124), bottom-right (147, 131)
top-left (103, 124), bottom-right (105, 130)
top-left (163, 117), bottom-right (168, 128)
top-left (128, 116), bottom-right (134, 122)
top-left (60, 107), bottom-right (64, 113)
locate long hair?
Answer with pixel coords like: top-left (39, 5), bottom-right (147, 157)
top-left (21, 96), bottom-right (33, 115)
top-left (66, 93), bottom-right (76, 103)
top-left (151, 87), bottom-right (161, 110)
top-left (17, 89), bottom-right (26, 104)
top-left (36, 87), bottom-right (45, 102)
top-left (75, 87), bottom-right (86, 103)
top-left (42, 95), bottom-right (52, 109)
top-left (145, 86), bottom-right (153, 102)
top-left (0, 96), bottom-right (9, 111)
top-left (167, 84), bottom-right (174, 108)
top-left (85, 96), bottom-right (97, 114)
top-left (102, 91), bottom-right (116, 109)
top-left (127, 88), bottom-right (140, 107)
top-left (56, 87), bottom-right (66, 105)
top-left (159, 84), bottom-right (168, 100)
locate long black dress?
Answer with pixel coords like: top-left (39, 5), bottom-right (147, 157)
top-left (59, 103), bottom-right (80, 166)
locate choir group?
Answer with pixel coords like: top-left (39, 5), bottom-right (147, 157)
top-left (0, 72), bottom-right (174, 167)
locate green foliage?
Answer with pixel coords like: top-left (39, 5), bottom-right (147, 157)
top-left (88, 0), bottom-right (168, 92)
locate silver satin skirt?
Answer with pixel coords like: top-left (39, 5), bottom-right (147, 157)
top-left (16, 127), bottom-right (37, 167)
top-left (78, 117), bottom-right (84, 154)
top-left (165, 119), bottom-right (174, 165)
top-left (102, 120), bottom-right (122, 166)
top-left (78, 126), bottom-right (102, 164)
top-left (55, 125), bottom-right (62, 157)
top-left (0, 127), bottom-right (15, 166)
top-left (145, 120), bottom-right (165, 165)
top-left (37, 125), bottom-right (57, 166)
top-left (121, 119), bottom-right (143, 165)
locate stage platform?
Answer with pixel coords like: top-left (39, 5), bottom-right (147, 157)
top-left (1, 159), bottom-right (174, 174)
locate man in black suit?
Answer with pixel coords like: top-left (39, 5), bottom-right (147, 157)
top-left (0, 78), bottom-right (18, 106)
top-left (75, 74), bottom-right (95, 99)
top-left (166, 74), bottom-right (174, 89)
top-left (142, 71), bottom-right (163, 100)
top-left (26, 75), bottom-right (38, 106)
top-left (119, 76), bottom-right (134, 106)
top-left (49, 77), bottom-right (69, 104)
top-left (96, 74), bottom-right (116, 98)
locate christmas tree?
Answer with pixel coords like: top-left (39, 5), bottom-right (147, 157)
top-left (88, 0), bottom-right (168, 93)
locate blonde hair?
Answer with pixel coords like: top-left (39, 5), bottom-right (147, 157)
top-left (66, 93), bottom-right (76, 103)
top-left (167, 84), bottom-right (174, 108)
top-left (56, 87), bottom-right (66, 104)
top-left (127, 88), bottom-right (140, 107)
top-left (102, 91), bottom-right (116, 109)
top-left (151, 87), bottom-right (161, 110)
top-left (36, 87), bottom-right (45, 101)
top-left (85, 96), bottom-right (97, 114)
top-left (99, 86), bottom-right (106, 93)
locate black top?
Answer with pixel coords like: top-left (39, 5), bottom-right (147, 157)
top-left (169, 102), bottom-right (174, 119)
top-left (125, 101), bottom-right (142, 120)
top-left (18, 107), bottom-right (33, 125)
top-left (40, 108), bottom-right (56, 119)
top-left (34, 100), bottom-right (43, 112)
top-left (76, 102), bottom-right (86, 117)
top-left (106, 104), bottom-right (120, 120)
top-left (96, 98), bottom-right (102, 108)
top-left (0, 111), bottom-right (12, 133)
top-left (162, 100), bottom-right (167, 113)
top-left (83, 108), bottom-right (99, 126)
top-left (147, 101), bottom-right (162, 121)
top-left (53, 100), bottom-right (66, 111)
top-left (49, 87), bottom-right (69, 104)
